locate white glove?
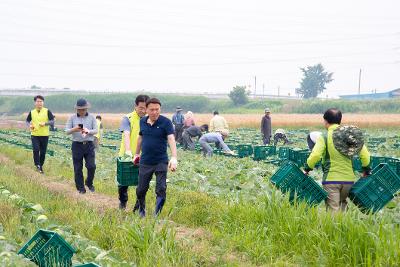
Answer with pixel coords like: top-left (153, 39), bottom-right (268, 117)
top-left (125, 150), bottom-right (133, 157)
top-left (169, 157), bottom-right (178, 172)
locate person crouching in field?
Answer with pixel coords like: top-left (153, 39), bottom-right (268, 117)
top-left (133, 98), bottom-right (178, 217)
top-left (199, 130), bottom-right (234, 157)
top-left (181, 124), bottom-right (208, 150)
top-left (65, 99), bottom-right (98, 194)
top-left (118, 94), bottom-right (149, 210)
top-left (26, 95), bottom-right (55, 174)
top-left (304, 108), bottom-right (371, 212)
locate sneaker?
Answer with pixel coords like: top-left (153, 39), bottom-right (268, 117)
top-left (36, 165), bottom-right (43, 173)
top-left (87, 185), bottom-right (95, 192)
top-left (78, 190), bottom-right (86, 194)
top-left (39, 166), bottom-right (44, 174)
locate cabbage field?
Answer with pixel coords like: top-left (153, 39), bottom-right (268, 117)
top-left (0, 127), bottom-right (400, 266)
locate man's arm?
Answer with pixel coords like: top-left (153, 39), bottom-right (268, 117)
top-left (223, 118), bottom-right (229, 129)
top-left (261, 118), bottom-right (265, 134)
top-left (65, 116), bottom-right (74, 135)
top-left (46, 110), bottom-right (55, 127)
top-left (305, 136), bottom-right (325, 170)
top-left (209, 119), bottom-right (214, 132)
top-left (216, 135), bottom-right (231, 152)
top-left (26, 112), bottom-right (32, 128)
top-left (87, 117), bottom-right (98, 135)
top-left (168, 134), bottom-right (178, 171)
top-left (135, 135), bottom-right (143, 155)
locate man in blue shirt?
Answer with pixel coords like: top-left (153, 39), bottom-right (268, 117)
top-left (133, 98), bottom-right (178, 217)
top-left (171, 106), bottom-right (184, 144)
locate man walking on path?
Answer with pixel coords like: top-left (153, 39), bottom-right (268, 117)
top-left (182, 124), bottom-right (208, 150)
top-left (172, 106), bottom-right (185, 144)
top-left (94, 115), bottom-right (103, 152)
top-left (199, 130), bottom-right (234, 157)
top-left (26, 95), bottom-right (55, 174)
top-left (209, 111), bottom-right (228, 132)
top-left (65, 99), bottom-right (98, 194)
top-left (134, 98), bottom-right (178, 217)
top-left (261, 108), bottom-right (272, 145)
top-left (304, 108), bottom-right (371, 212)
top-left (118, 95), bottom-right (149, 210)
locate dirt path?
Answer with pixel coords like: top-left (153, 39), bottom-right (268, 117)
top-left (0, 153), bottom-right (249, 265)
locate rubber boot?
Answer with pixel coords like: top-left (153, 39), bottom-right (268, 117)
top-left (154, 197), bottom-right (165, 216)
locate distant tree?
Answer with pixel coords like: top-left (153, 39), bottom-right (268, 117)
top-left (30, 85), bottom-right (41, 89)
top-left (296, 64), bottom-right (333, 99)
top-left (229, 85), bottom-right (250, 106)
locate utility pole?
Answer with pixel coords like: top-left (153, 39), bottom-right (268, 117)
top-left (358, 69), bottom-right (362, 94)
top-left (254, 76), bottom-right (257, 98)
top-left (262, 83), bottom-right (265, 98)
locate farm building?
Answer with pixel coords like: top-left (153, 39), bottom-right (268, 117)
top-left (340, 88), bottom-right (400, 100)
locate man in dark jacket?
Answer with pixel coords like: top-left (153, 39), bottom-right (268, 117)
top-left (182, 124), bottom-right (208, 150)
top-left (261, 108), bottom-right (272, 145)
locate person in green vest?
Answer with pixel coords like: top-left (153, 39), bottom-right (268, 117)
top-left (26, 95), bottom-right (55, 174)
top-left (118, 94), bottom-right (150, 210)
top-left (94, 115), bottom-right (103, 152)
top-left (304, 108), bottom-right (371, 212)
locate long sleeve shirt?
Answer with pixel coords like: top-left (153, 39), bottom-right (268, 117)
top-left (199, 132), bottom-right (231, 152)
top-left (65, 113), bottom-right (98, 142)
top-left (306, 124), bottom-right (370, 183)
top-left (261, 115), bottom-right (271, 137)
top-left (209, 115), bottom-right (228, 132)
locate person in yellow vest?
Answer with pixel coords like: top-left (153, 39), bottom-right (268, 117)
top-left (26, 95), bottom-right (55, 174)
top-left (94, 115), bottom-right (103, 152)
top-left (118, 94), bottom-right (150, 210)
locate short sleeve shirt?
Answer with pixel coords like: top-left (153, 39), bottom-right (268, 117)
top-left (139, 115), bottom-right (174, 165)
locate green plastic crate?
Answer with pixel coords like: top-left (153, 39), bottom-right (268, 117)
top-left (349, 164), bottom-right (400, 213)
top-left (74, 263), bottom-right (100, 267)
top-left (18, 229), bottom-right (75, 267)
top-left (253, 145), bottom-right (276, 161)
top-left (278, 147), bottom-right (290, 160)
top-left (117, 158), bottom-right (139, 186)
top-left (370, 156), bottom-right (400, 175)
top-left (270, 161), bottom-right (327, 205)
top-left (236, 144), bottom-right (253, 158)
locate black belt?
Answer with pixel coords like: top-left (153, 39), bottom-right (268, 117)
top-left (73, 141), bottom-right (93, 145)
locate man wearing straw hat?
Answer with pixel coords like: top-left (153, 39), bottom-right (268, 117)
top-left (65, 99), bottom-right (98, 194)
top-left (304, 108), bottom-right (371, 212)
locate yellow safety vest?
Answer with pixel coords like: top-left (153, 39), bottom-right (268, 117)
top-left (30, 108), bottom-right (50, 137)
top-left (118, 111), bottom-right (141, 157)
top-left (95, 119), bottom-right (102, 139)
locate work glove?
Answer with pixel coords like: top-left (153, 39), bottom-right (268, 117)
top-left (362, 167), bottom-right (372, 177)
top-left (169, 157), bottom-right (178, 172)
top-left (125, 150), bottom-right (133, 157)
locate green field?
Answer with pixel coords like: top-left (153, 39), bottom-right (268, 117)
top-left (0, 128), bottom-right (400, 266)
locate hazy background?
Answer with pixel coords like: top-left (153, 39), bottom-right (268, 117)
top-left (0, 0), bottom-right (399, 97)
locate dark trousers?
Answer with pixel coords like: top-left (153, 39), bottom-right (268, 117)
top-left (174, 124), bottom-right (184, 143)
top-left (31, 136), bottom-right (49, 167)
top-left (263, 135), bottom-right (271, 145)
top-left (71, 141), bottom-right (96, 191)
top-left (136, 163), bottom-right (168, 212)
top-left (118, 186), bottom-right (129, 204)
top-left (181, 131), bottom-right (195, 150)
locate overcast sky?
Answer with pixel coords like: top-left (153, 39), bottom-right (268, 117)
top-left (0, 0), bottom-right (399, 97)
